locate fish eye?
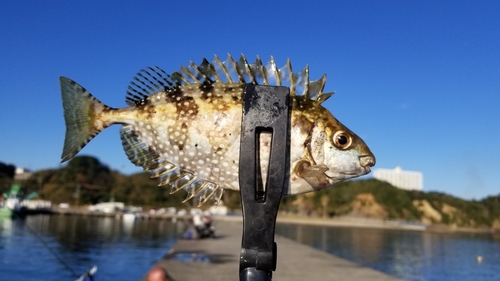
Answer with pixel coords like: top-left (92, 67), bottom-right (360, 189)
top-left (333, 131), bottom-right (352, 149)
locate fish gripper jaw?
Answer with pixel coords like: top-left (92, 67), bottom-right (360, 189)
top-left (238, 84), bottom-right (291, 281)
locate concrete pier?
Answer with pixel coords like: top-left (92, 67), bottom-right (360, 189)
top-left (141, 217), bottom-right (401, 281)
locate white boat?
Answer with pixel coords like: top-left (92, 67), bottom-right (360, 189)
top-left (122, 212), bottom-right (138, 221)
top-left (122, 206), bottom-right (142, 221)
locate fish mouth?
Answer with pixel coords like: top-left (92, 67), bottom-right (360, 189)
top-left (359, 155), bottom-right (375, 174)
top-left (362, 165), bottom-right (371, 174)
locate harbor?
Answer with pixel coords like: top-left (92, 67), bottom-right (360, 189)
top-left (0, 185), bottom-right (497, 281)
top-left (1, 211), bottom-right (499, 280)
top-left (141, 216), bottom-right (401, 281)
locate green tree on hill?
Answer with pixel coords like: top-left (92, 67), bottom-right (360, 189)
top-left (0, 162), bottom-right (16, 194)
top-left (9, 155), bottom-right (500, 229)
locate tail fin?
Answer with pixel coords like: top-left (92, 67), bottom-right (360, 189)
top-left (60, 77), bottom-right (108, 162)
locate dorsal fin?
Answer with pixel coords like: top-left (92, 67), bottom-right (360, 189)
top-left (204, 54), bottom-right (335, 103)
top-left (125, 66), bottom-right (177, 106)
top-left (126, 55), bottom-right (334, 106)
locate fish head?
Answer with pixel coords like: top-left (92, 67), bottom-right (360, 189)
top-left (292, 106), bottom-right (375, 193)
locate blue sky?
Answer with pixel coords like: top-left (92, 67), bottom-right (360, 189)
top-left (1, 1), bottom-right (499, 200)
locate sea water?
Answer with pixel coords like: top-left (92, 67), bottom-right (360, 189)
top-left (0, 215), bottom-right (180, 280)
top-left (1, 215), bottom-right (499, 281)
top-left (275, 223), bottom-right (500, 281)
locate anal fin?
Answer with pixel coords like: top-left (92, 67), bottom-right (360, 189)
top-left (120, 124), bottom-right (224, 205)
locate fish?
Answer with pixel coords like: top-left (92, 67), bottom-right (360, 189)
top-left (60, 54), bottom-right (375, 206)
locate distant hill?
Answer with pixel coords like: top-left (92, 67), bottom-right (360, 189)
top-left (14, 156), bottom-right (187, 208)
top-left (10, 156), bottom-right (500, 229)
top-left (277, 179), bottom-right (500, 229)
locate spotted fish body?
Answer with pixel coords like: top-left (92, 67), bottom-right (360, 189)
top-left (60, 54), bottom-right (375, 206)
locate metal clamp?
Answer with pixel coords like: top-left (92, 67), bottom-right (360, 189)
top-left (239, 84), bottom-right (291, 281)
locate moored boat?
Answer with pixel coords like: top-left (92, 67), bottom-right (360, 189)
top-left (0, 204), bottom-right (13, 218)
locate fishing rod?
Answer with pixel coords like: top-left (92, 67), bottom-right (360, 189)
top-left (13, 212), bottom-right (97, 280)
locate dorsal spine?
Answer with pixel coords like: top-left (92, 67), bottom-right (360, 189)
top-left (125, 54), bottom-right (335, 106)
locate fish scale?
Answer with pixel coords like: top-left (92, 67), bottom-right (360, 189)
top-left (60, 54), bottom-right (376, 206)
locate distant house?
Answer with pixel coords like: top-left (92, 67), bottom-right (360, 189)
top-left (14, 167), bottom-right (32, 181)
top-left (373, 166), bottom-right (423, 191)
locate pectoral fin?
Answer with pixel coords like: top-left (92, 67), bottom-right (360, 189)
top-left (295, 161), bottom-right (330, 190)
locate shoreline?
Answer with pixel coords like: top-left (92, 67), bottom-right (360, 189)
top-left (216, 214), bottom-right (428, 232)
top-left (216, 214), bottom-right (497, 234)
top-left (49, 206), bottom-right (497, 234)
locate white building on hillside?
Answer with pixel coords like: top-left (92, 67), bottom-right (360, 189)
top-left (373, 166), bottom-right (423, 191)
top-left (14, 167), bottom-right (32, 181)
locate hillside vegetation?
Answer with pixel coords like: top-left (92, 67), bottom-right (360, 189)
top-left (3, 157), bottom-right (500, 229)
top-left (280, 179), bottom-right (500, 229)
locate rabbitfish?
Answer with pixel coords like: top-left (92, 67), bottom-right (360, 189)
top-left (60, 54), bottom-right (375, 206)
